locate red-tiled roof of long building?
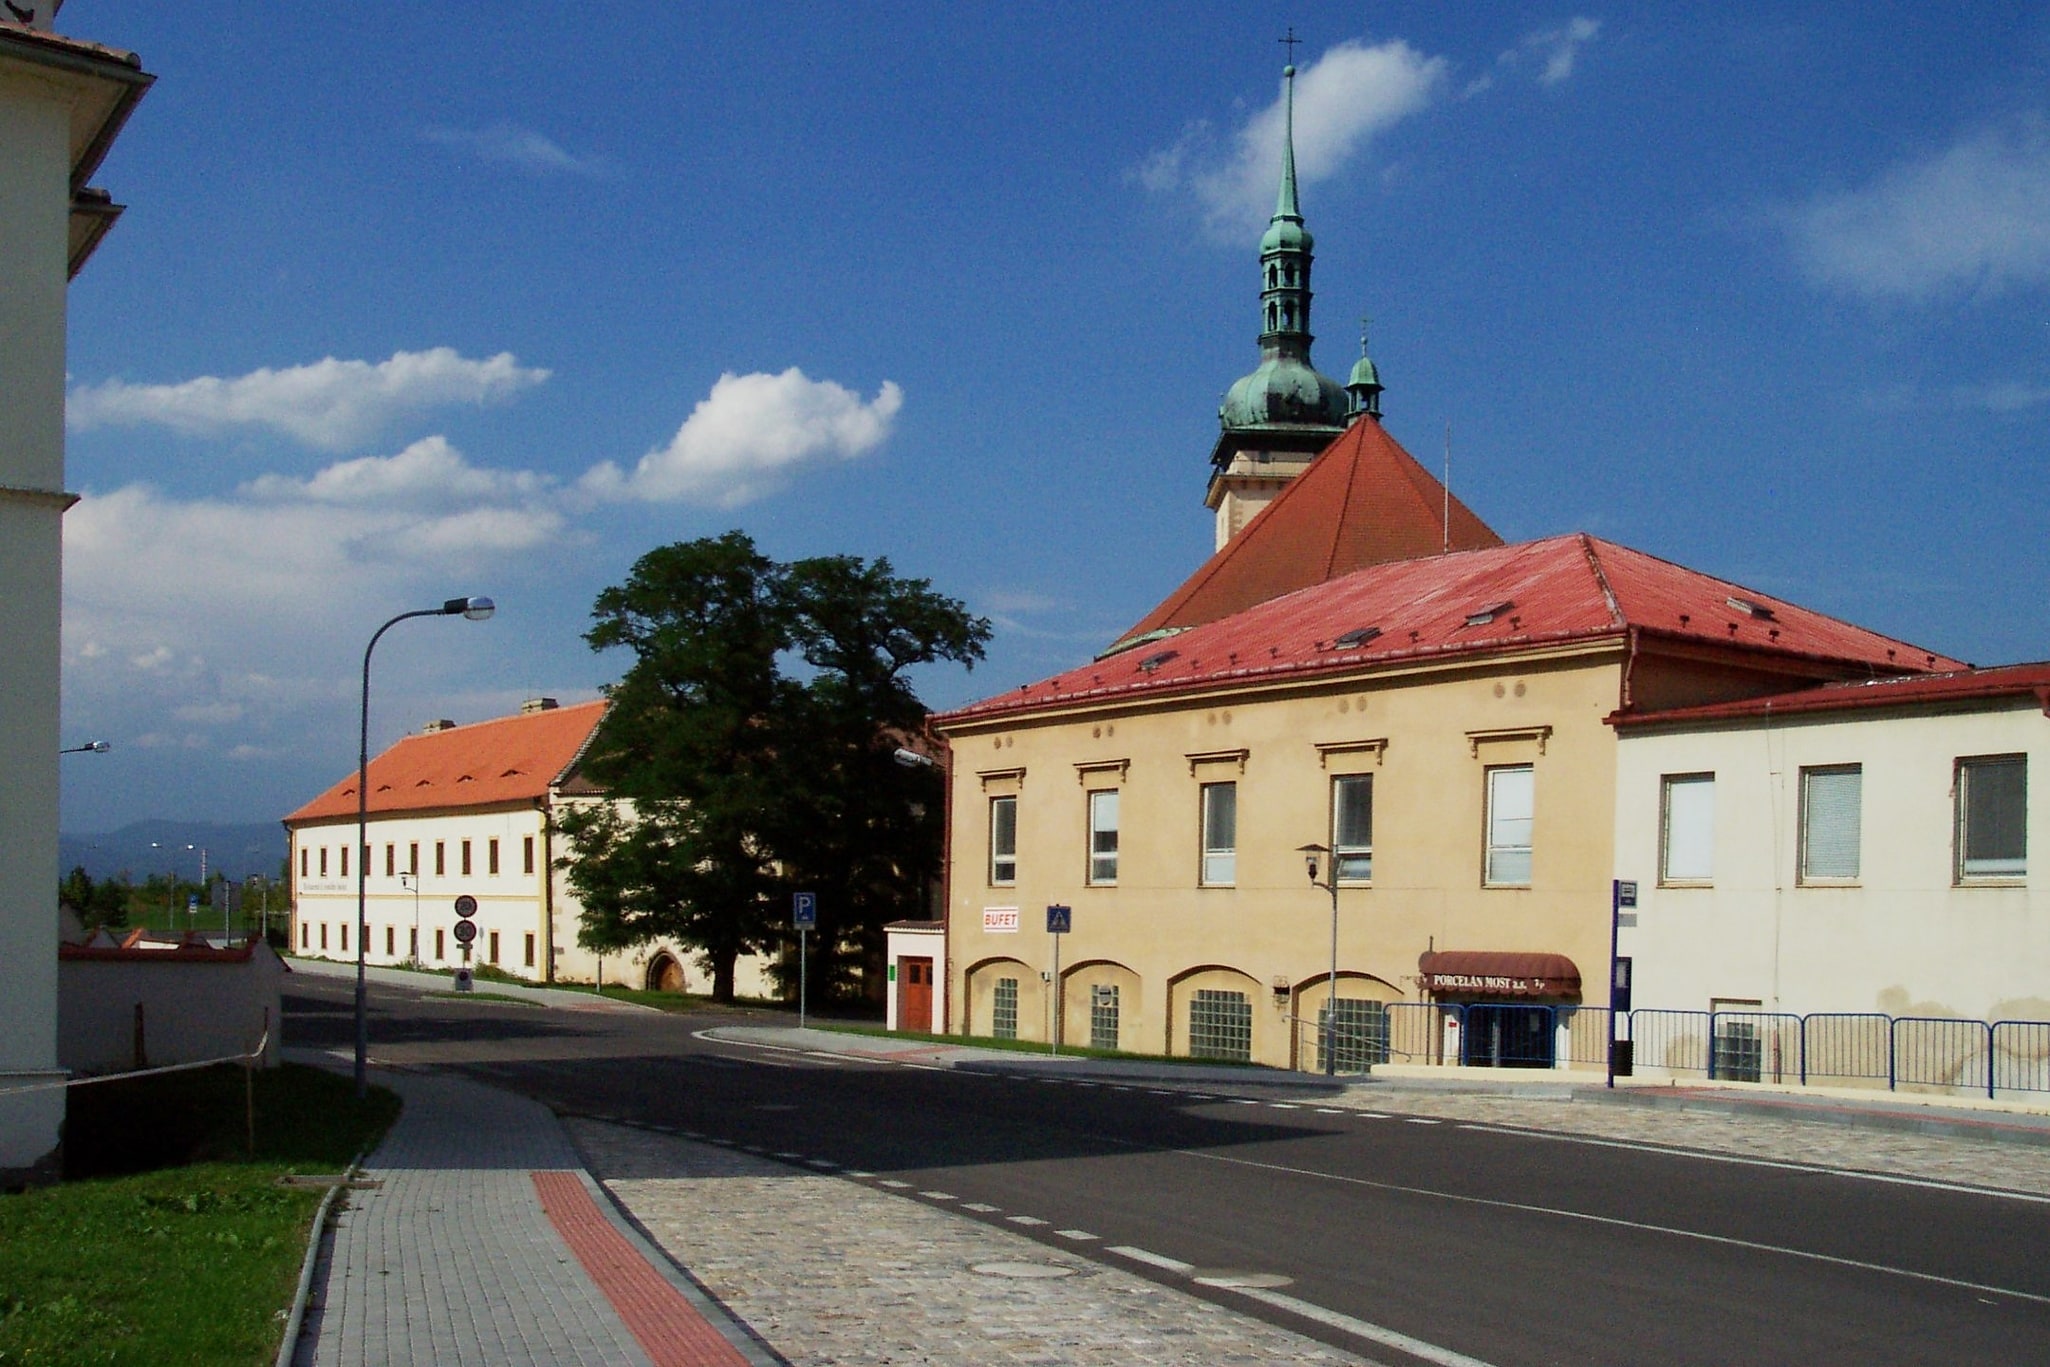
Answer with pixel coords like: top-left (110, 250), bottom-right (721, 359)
top-left (285, 700), bottom-right (608, 823)
top-left (938, 534), bottom-right (1965, 725)
top-left (1610, 661), bottom-right (2050, 729)
top-left (1114, 417), bottom-right (1502, 651)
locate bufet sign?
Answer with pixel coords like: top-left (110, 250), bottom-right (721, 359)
top-left (982, 906), bottom-right (1020, 934)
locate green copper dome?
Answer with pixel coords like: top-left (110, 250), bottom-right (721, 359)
top-left (1221, 357), bottom-right (1349, 429)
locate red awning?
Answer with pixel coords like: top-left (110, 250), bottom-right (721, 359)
top-left (1417, 951), bottom-right (1581, 1000)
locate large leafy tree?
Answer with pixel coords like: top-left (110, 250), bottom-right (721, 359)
top-left (558, 533), bottom-right (989, 1002)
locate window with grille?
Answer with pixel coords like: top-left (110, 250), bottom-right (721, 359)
top-left (1200, 782), bottom-right (1236, 885)
top-left (1958, 755), bottom-right (2026, 880)
top-left (1485, 765), bottom-right (1534, 886)
top-left (1713, 1018), bottom-right (1763, 1083)
top-left (1318, 998), bottom-right (1390, 1072)
top-left (1088, 790), bottom-right (1120, 885)
top-left (1189, 989), bottom-right (1252, 1062)
top-left (1660, 774), bottom-right (1714, 884)
top-left (992, 977), bottom-right (1019, 1040)
top-left (1090, 984), bottom-right (1120, 1051)
top-left (1333, 774), bottom-right (1373, 881)
top-left (990, 796), bottom-right (1017, 885)
top-left (1800, 765), bottom-right (1861, 882)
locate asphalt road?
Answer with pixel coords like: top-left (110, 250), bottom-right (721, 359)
top-left (283, 974), bottom-right (2050, 1367)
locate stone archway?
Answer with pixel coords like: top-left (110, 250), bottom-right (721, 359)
top-left (645, 952), bottom-right (686, 994)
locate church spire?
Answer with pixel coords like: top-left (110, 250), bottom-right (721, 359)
top-left (1347, 318), bottom-right (1384, 423)
top-left (1255, 63), bottom-right (1315, 358)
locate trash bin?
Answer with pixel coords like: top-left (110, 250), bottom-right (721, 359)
top-left (1610, 1039), bottom-right (1633, 1077)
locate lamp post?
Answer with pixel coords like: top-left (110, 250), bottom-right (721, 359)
top-left (59, 739), bottom-right (111, 755)
top-left (354, 595), bottom-right (494, 1098)
top-left (399, 871), bottom-right (421, 965)
top-left (1298, 842), bottom-right (1342, 1077)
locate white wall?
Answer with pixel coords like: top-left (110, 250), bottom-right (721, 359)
top-left (1615, 701), bottom-right (2050, 1022)
top-left (885, 926), bottom-right (947, 1032)
top-left (59, 946), bottom-right (284, 1074)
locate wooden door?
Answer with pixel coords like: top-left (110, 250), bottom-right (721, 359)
top-left (899, 956), bottom-right (934, 1033)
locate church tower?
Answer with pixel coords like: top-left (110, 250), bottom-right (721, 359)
top-left (1204, 62), bottom-right (1350, 550)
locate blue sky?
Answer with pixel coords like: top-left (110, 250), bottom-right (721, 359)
top-left (57, 3), bottom-right (2050, 832)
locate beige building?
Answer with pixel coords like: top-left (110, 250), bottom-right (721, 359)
top-left (285, 698), bottom-right (773, 996)
top-left (0, 8), bottom-right (150, 1180)
top-left (929, 529), bottom-right (1954, 1071)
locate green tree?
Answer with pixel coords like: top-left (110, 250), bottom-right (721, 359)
top-left (559, 533), bottom-right (988, 1003)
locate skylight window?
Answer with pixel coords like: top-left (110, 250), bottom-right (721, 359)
top-left (1333, 626), bottom-right (1382, 649)
top-left (1137, 649), bottom-right (1180, 673)
top-left (1464, 600), bottom-right (1515, 628)
top-left (1726, 596), bottom-right (1776, 621)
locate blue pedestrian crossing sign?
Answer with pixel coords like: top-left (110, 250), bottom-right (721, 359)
top-left (1045, 904), bottom-right (1072, 934)
top-left (793, 892), bottom-right (817, 929)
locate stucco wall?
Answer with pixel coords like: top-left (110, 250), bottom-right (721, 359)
top-left (1614, 700), bottom-right (2050, 1021)
top-left (58, 946), bottom-right (284, 1075)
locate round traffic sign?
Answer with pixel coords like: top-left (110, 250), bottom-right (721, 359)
top-left (453, 894), bottom-right (478, 918)
top-left (451, 919), bottom-right (478, 945)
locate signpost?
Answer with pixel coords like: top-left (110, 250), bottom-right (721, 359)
top-left (793, 892), bottom-right (817, 1029)
top-left (1607, 879), bottom-right (1637, 1088)
top-left (454, 894), bottom-right (478, 992)
top-left (1045, 904), bottom-right (1071, 1055)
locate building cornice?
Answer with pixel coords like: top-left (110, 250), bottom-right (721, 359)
top-left (0, 483), bottom-right (79, 512)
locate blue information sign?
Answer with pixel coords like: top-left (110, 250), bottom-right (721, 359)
top-left (793, 892), bottom-right (817, 929)
top-left (1045, 904), bottom-right (1072, 934)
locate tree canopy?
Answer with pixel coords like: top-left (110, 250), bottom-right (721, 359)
top-left (558, 533), bottom-right (989, 1001)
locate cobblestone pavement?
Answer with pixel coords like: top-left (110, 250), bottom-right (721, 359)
top-left (300, 1071), bottom-right (657, 1367)
top-left (1315, 1084), bottom-right (2050, 1197)
top-left (571, 1120), bottom-right (1378, 1367)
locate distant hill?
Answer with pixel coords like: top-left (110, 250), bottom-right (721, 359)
top-left (59, 820), bottom-right (288, 884)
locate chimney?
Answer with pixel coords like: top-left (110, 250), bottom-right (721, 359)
top-left (520, 697), bottom-right (560, 714)
top-left (422, 719), bottom-right (457, 733)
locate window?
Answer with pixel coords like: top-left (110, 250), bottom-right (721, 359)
top-left (989, 796), bottom-right (1017, 885)
top-left (435, 841), bottom-right (446, 877)
top-left (1485, 765), bottom-right (1534, 886)
top-left (488, 930), bottom-right (500, 964)
top-left (524, 933), bottom-right (536, 968)
top-left (1660, 774), bottom-right (1715, 884)
top-left (488, 838), bottom-right (500, 876)
top-left (301, 922), bottom-right (309, 949)
top-left (319, 847), bottom-right (328, 877)
top-left (339, 923), bottom-right (348, 952)
top-left (522, 836), bottom-right (535, 876)
top-left (319, 923), bottom-right (328, 950)
top-left (435, 927), bottom-right (445, 960)
top-left (1800, 765), bottom-right (1861, 882)
top-left (1088, 790), bottom-right (1120, 885)
top-left (461, 840), bottom-right (473, 877)
top-left (1090, 984), bottom-right (1120, 1051)
top-left (409, 927), bottom-right (418, 959)
top-left (409, 842), bottom-right (419, 876)
top-left (992, 977), bottom-right (1019, 1040)
top-left (385, 926), bottom-right (394, 956)
top-left (385, 844), bottom-right (395, 878)
top-left (1188, 989), bottom-right (1252, 1062)
top-left (1200, 782), bottom-right (1237, 885)
top-left (1333, 775), bottom-right (1373, 881)
top-left (300, 848), bottom-right (309, 878)
top-left (1958, 756), bottom-right (2026, 880)
top-left (339, 845), bottom-right (348, 878)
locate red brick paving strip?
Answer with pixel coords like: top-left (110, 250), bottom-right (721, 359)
top-left (533, 1170), bottom-right (753, 1367)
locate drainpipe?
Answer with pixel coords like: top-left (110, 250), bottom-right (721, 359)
top-left (538, 797), bottom-right (555, 984)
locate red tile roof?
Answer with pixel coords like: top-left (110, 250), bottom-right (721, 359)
top-left (1611, 661), bottom-right (2050, 729)
top-left (938, 534), bottom-right (1965, 726)
top-left (1114, 417), bottom-right (1502, 650)
top-left (285, 700), bottom-right (608, 824)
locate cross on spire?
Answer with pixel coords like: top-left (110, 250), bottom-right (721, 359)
top-left (1279, 27), bottom-right (1302, 66)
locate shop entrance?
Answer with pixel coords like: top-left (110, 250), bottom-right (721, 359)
top-left (1461, 1004), bottom-right (1555, 1068)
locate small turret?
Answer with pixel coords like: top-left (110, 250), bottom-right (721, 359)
top-left (1346, 321), bottom-right (1383, 424)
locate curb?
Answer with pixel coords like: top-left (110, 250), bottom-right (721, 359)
top-left (1578, 1084), bottom-right (2050, 1148)
top-left (275, 1139), bottom-right (374, 1367)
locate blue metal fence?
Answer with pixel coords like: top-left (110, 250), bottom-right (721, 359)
top-left (1798, 1013), bottom-right (1891, 1087)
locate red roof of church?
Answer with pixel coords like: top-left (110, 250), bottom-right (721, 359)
top-left (1116, 418), bottom-right (1502, 650)
top-left (938, 534), bottom-right (1964, 725)
top-left (1611, 661), bottom-right (2050, 728)
top-left (285, 700), bottom-right (608, 824)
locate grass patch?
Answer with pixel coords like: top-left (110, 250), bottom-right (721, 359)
top-left (426, 990), bottom-right (543, 1007)
top-left (805, 1021), bottom-right (1269, 1067)
top-left (0, 1064), bottom-right (398, 1366)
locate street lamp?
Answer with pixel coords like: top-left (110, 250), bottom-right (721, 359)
top-left (399, 871), bottom-right (421, 965)
top-left (354, 595), bottom-right (494, 1098)
top-left (60, 739), bottom-right (111, 755)
top-left (1298, 842), bottom-right (1343, 1077)
top-left (150, 840), bottom-right (194, 931)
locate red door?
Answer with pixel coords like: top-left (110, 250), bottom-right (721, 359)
top-left (899, 957), bottom-right (934, 1034)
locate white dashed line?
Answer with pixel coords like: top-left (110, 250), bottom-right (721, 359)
top-left (1226, 1286), bottom-right (1500, 1367)
top-left (1405, 1118), bottom-right (1442, 1126)
top-left (878, 1179), bottom-right (912, 1189)
top-left (806, 1159), bottom-right (839, 1169)
top-left (1148, 1089), bottom-right (1176, 1096)
top-left (774, 1151), bottom-right (803, 1159)
top-left (1108, 1245), bottom-right (1196, 1275)
top-left (1355, 1112), bottom-right (1390, 1119)
top-left (1056, 1228), bottom-right (1099, 1241)
top-left (681, 1130), bottom-right (705, 1139)
top-left (962, 1203), bottom-right (1001, 1213)
top-left (1229, 1098), bottom-right (1260, 1106)
top-left (1268, 1103), bottom-right (1300, 1110)
top-left (843, 1170), bottom-right (875, 1179)
top-left (1007, 1215), bottom-right (1048, 1227)
top-left (920, 1191), bottom-right (957, 1201)
top-left (1314, 1109), bottom-right (1344, 1115)
top-left (901, 1063), bottom-right (944, 1071)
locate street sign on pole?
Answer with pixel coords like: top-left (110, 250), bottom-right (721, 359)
top-left (793, 892), bottom-right (816, 1029)
top-left (452, 920), bottom-right (477, 945)
top-left (1046, 905), bottom-right (1071, 1054)
top-left (454, 894), bottom-right (478, 918)
top-left (792, 892), bottom-right (817, 929)
top-left (1045, 904), bottom-right (1071, 934)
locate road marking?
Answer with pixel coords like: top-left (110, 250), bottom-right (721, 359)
top-left (1148, 1089), bottom-right (1176, 1096)
top-left (1315, 1109), bottom-right (1345, 1115)
top-left (1113, 1086), bottom-right (1134, 1092)
top-left (1056, 1228), bottom-right (1099, 1240)
top-left (920, 1191), bottom-right (957, 1201)
top-left (773, 1151), bottom-right (803, 1159)
top-left (1229, 1098), bottom-right (1260, 1106)
top-left (1108, 1245), bottom-right (1195, 1275)
top-left (1187, 1094), bottom-right (1216, 1101)
top-left (1007, 1215), bottom-right (1048, 1226)
top-left (1404, 1118), bottom-right (1441, 1125)
top-left (1073, 1081), bottom-right (1099, 1088)
top-left (1177, 1148), bottom-right (2050, 1308)
top-left (1226, 1285), bottom-right (1499, 1367)
top-left (963, 1202), bottom-right (1001, 1213)
top-left (843, 1170), bottom-right (875, 1179)
top-left (1355, 1112), bottom-right (1390, 1119)
top-left (878, 1179), bottom-right (912, 1189)
top-left (681, 1130), bottom-right (704, 1139)
top-left (741, 1145), bottom-right (766, 1154)
top-left (900, 1063), bottom-right (944, 1071)
top-left (805, 1159), bottom-right (839, 1170)
top-left (1268, 1103), bottom-right (1300, 1110)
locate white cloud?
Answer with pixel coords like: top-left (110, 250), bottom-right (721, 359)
top-left (67, 348), bottom-right (550, 450)
top-left (581, 367), bottom-right (903, 507)
top-left (423, 124), bottom-right (607, 177)
top-left (1952, 380), bottom-right (2050, 412)
top-left (1789, 120), bottom-right (2050, 300)
top-left (1145, 39), bottom-right (1448, 235)
top-left (1500, 18), bottom-right (1601, 88)
top-left (242, 435), bottom-right (553, 508)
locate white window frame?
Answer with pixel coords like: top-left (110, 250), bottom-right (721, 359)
top-left (1088, 789), bottom-right (1120, 886)
top-left (1332, 774), bottom-right (1373, 883)
top-left (1200, 781), bottom-right (1236, 886)
top-left (1659, 773), bottom-right (1715, 886)
top-left (989, 794), bottom-right (1018, 886)
top-left (1799, 764), bottom-right (1862, 884)
top-left (1957, 754), bottom-right (2026, 882)
top-left (1484, 764), bottom-right (1534, 887)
